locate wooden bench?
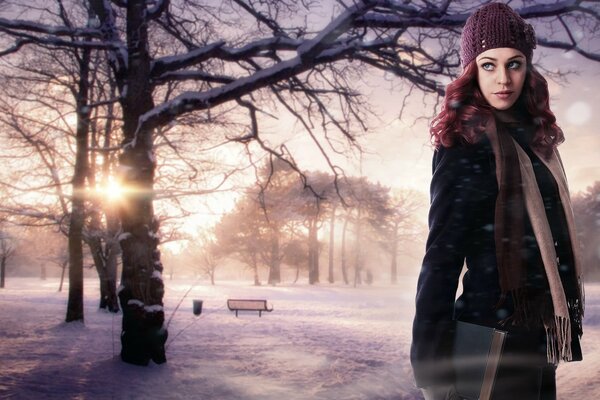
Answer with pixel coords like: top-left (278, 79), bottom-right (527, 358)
top-left (227, 299), bottom-right (273, 317)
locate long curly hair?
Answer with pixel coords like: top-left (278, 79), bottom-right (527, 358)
top-left (430, 61), bottom-right (564, 157)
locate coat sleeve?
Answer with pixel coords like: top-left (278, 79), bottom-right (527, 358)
top-left (410, 143), bottom-right (492, 388)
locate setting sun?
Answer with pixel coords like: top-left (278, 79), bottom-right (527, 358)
top-left (95, 178), bottom-right (125, 202)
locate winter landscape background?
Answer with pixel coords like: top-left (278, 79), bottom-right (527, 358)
top-left (0, 1), bottom-right (599, 399)
top-left (1, 276), bottom-right (599, 399)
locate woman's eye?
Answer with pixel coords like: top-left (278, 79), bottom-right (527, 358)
top-left (481, 62), bottom-right (494, 71)
top-left (507, 60), bottom-right (522, 69)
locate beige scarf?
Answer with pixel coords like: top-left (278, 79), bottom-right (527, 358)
top-left (485, 117), bottom-right (584, 364)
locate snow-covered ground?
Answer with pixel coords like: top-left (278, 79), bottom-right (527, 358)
top-left (0, 277), bottom-right (599, 399)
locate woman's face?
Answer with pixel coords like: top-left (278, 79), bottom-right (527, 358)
top-left (475, 47), bottom-right (527, 110)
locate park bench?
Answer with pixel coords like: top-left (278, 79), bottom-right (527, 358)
top-left (227, 299), bottom-right (273, 317)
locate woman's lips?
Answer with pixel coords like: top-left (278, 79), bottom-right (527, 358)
top-left (494, 91), bottom-right (513, 100)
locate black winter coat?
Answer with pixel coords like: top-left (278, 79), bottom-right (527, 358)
top-left (410, 125), bottom-right (582, 389)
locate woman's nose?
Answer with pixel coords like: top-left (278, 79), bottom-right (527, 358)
top-left (497, 68), bottom-right (511, 85)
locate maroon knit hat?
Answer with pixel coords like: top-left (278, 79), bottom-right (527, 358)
top-left (460, 2), bottom-right (537, 67)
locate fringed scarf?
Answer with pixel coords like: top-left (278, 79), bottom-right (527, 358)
top-left (485, 116), bottom-right (584, 365)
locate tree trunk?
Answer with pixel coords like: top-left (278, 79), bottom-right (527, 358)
top-left (390, 223), bottom-right (399, 284)
top-left (58, 260), bottom-right (67, 292)
top-left (353, 209), bottom-right (363, 288)
top-left (252, 257), bottom-right (260, 286)
top-left (0, 257), bottom-right (6, 288)
top-left (66, 201), bottom-right (85, 322)
top-left (41, 263), bottom-right (47, 280)
top-left (308, 220), bottom-right (320, 284)
top-left (267, 229), bottom-right (281, 285)
top-left (341, 216), bottom-right (349, 285)
top-left (327, 207), bottom-right (336, 284)
top-left (65, 44), bottom-right (91, 323)
top-left (87, 210), bottom-right (119, 312)
top-left (104, 215), bottom-right (121, 312)
top-left (116, 0), bottom-right (167, 366)
top-left (88, 238), bottom-right (119, 312)
top-left (89, 237), bottom-right (108, 306)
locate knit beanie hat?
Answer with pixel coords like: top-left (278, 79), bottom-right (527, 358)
top-left (460, 2), bottom-right (537, 67)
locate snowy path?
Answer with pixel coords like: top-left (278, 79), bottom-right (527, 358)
top-left (0, 278), bottom-right (598, 399)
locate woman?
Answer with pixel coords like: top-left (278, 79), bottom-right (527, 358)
top-left (410, 3), bottom-right (584, 400)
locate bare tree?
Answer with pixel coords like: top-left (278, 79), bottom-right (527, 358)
top-left (380, 189), bottom-right (425, 284)
top-left (215, 196), bottom-right (265, 285)
top-left (197, 232), bottom-right (222, 285)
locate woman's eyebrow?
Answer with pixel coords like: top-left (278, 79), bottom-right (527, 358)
top-left (478, 55), bottom-right (525, 62)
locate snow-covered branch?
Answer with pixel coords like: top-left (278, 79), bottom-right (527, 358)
top-left (139, 41), bottom-right (364, 134)
top-left (0, 17), bottom-right (100, 38)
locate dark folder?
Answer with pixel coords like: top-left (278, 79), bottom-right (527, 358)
top-left (453, 321), bottom-right (507, 400)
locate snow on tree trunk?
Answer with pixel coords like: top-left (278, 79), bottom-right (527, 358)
top-left (116, 0), bottom-right (166, 365)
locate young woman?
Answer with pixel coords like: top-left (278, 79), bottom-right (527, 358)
top-left (410, 3), bottom-right (584, 400)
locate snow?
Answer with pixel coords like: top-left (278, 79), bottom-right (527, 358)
top-left (1, 277), bottom-right (599, 399)
top-left (145, 305), bottom-right (163, 313)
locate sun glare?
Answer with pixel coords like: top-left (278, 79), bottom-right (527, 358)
top-left (106, 180), bottom-right (124, 200)
top-left (95, 178), bottom-right (126, 202)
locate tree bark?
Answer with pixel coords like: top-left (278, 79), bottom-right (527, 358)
top-left (116, 0), bottom-right (167, 365)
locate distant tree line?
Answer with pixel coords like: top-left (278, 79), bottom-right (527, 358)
top-left (189, 159), bottom-right (424, 286)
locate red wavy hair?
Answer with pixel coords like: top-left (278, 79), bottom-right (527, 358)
top-left (430, 61), bottom-right (564, 158)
